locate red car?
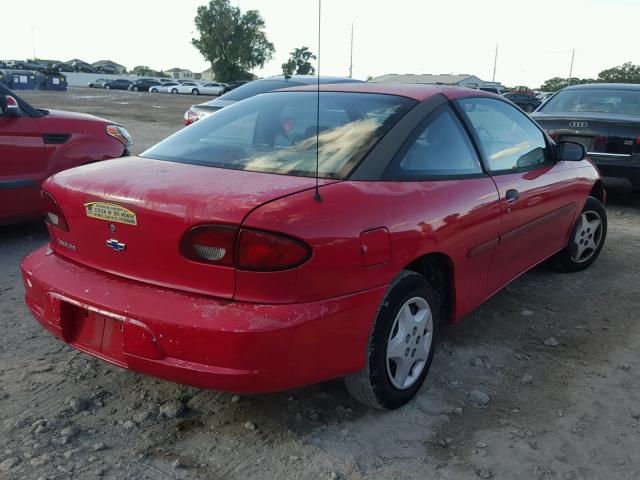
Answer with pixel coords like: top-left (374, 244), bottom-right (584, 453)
top-left (0, 85), bottom-right (132, 224)
top-left (21, 84), bottom-right (606, 409)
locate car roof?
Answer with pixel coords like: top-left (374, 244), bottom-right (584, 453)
top-left (564, 83), bottom-right (640, 91)
top-left (255, 75), bottom-right (363, 85)
top-left (278, 82), bottom-right (500, 101)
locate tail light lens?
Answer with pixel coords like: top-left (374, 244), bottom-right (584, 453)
top-left (180, 225), bottom-right (238, 267)
top-left (184, 109), bottom-right (198, 126)
top-left (237, 229), bottom-right (311, 271)
top-left (181, 225), bottom-right (311, 271)
top-left (41, 190), bottom-right (69, 231)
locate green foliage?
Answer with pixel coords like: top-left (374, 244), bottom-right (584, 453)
top-left (132, 65), bottom-right (154, 76)
top-left (192, 0), bottom-right (275, 83)
top-left (597, 62), bottom-right (640, 84)
top-left (281, 47), bottom-right (316, 76)
top-left (540, 62), bottom-right (640, 91)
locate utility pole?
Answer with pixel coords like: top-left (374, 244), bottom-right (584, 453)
top-left (31, 27), bottom-right (36, 61)
top-left (492, 42), bottom-right (498, 82)
top-left (568, 49), bottom-right (575, 85)
top-left (349, 23), bottom-right (354, 79)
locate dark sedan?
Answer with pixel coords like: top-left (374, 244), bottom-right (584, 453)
top-left (105, 79), bottom-right (133, 91)
top-left (503, 92), bottom-right (541, 113)
top-left (184, 75), bottom-right (363, 125)
top-left (129, 79), bottom-right (162, 92)
top-left (533, 83), bottom-right (640, 192)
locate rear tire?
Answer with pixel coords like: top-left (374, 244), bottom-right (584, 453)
top-left (344, 270), bottom-right (439, 410)
top-left (192, 89), bottom-right (199, 95)
top-left (105, 85), bottom-right (111, 89)
top-left (171, 88), bottom-right (178, 94)
top-left (553, 196), bottom-right (607, 272)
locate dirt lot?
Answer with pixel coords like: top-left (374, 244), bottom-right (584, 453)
top-left (1, 88), bottom-right (640, 480)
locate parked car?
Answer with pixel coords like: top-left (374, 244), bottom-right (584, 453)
top-left (192, 82), bottom-right (226, 96)
top-left (169, 81), bottom-right (203, 95)
top-left (184, 75), bottom-right (363, 125)
top-left (533, 83), bottom-right (640, 192)
top-left (0, 84), bottom-right (132, 224)
top-left (89, 78), bottom-right (111, 88)
top-left (149, 82), bottom-right (179, 93)
top-left (105, 79), bottom-right (133, 90)
top-left (129, 79), bottom-right (162, 92)
top-left (220, 80), bottom-right (249, 94)
top-left (22, 83), bottom-right (606, 409)
top-left (503, 91), bottom-right (541, 112)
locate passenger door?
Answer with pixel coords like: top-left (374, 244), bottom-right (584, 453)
top-left (456, 97), bottom-right (580, 294)
top-left (384, 104), bottom-right (502, 316)
top-left (0, 102), bottom-right (47, 222)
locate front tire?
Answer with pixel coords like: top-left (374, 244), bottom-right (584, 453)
top-left (105, 85), bottom-right (111, 89)
top-left (344, 270), bottom-right (439, 410)
top-left (553, 196), bottom-right (607, 272)
top-left (171, 88), bottom-right (178, 94)
top-left (191, 89), bottom-right (199, 95)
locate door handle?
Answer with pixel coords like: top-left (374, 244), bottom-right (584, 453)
top-left (505, 189), bottom-right (520, 203)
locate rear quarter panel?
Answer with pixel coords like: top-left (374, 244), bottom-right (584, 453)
top-left (241, 178), bottom-right (501, 320)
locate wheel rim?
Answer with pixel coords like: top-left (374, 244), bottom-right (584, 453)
top-left (570, 210), bottom-right (603, 263)
top-left (385, 296), bottom-right (433, 390)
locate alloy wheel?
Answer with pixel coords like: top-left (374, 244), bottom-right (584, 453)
top-left (571, 210), bottom-right (603, 263)
top-left (386, 296), bottom-right (433, 390)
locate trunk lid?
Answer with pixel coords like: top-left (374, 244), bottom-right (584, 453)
top-left (533, 112), bottom-right (640, 156)
top-left (45, 156), bottom-right (333, 298)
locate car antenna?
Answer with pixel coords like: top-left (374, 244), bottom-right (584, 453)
top-left (313, 0), bottom-right (322, 202)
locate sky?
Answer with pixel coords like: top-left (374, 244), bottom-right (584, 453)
top-left (2, 0), bottom-right (639, 88)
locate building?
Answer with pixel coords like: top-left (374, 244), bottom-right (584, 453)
top-left (201, 67), bottom-right (214, 81)
top-left (166, 68), bottom-right (202, 81)
top-left (91, 60), bottom-right (126, 74)
top-left (370, 73), bottom-right (490, 89)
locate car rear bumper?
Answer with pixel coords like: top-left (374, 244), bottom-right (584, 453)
top-left (590, 155), bottom-right (640, 190)
top-left (21, 246), bottom-right (384, 393)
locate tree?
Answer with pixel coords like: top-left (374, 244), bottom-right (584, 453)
top-left (597, 62), bottom-right (640, 84)
top-left (539, 76), bottom-right (595, 92)
top-left (132, 65), bottom-right (154, 76)
top-left (192, 0), bottom-right (275, 82)
top-left (281, 47), bottom-right (316, 76)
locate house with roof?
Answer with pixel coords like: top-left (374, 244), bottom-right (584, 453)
top-left (166, 67), bottom-right (202, 80)
top-left (370, 73), bottom-right (488, 89)
top-left (92, 60), bottom-right (126, 74)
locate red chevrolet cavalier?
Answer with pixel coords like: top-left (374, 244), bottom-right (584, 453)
top-left (1, 84), bottom-right (132, 224)
top-left (21, 84), bottom-right (606, 409)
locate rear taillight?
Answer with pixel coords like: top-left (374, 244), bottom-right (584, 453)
top-left (636, 134), bottom-right (640, 145)
top-left (181, 225), bottom-right (311, 271)
top-left (180, 225), bottom-right (238, 266)
top-left (184, 109), bottom-right (198, 126)
top-left (41, 190), bottom-right (69, 231)
top-left (237, 229), bottom-right (311, 271)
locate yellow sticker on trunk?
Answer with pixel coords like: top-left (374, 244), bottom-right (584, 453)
top-left (84, 202), bottom-right (137, 225)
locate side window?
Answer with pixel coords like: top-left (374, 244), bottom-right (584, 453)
top-left (458, 97), bottom-right (548, 172)
top-left (390, 105), bottom-right (482, 177)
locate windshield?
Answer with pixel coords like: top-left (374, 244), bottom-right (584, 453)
top-left (541, 89), bottom-right (640, 115)
top-left (142, 91), bottom-right (415, 178)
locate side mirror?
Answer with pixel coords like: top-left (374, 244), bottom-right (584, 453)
top-left (557, 141), bottom-right (585, 161)
top-left (0, 95), bottom-right (20, 117)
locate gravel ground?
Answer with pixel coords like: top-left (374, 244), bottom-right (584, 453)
top-left (1, 88), bottom-right (640, 480)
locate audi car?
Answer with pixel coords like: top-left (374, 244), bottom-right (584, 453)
top-left (22, 83), bottom-right (605, 410)
top-left (0, 84), bottom-right (132, 224)
top-left (533, 83), bottom-right (640, 192)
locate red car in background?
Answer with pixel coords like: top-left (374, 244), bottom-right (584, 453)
top-left (21, 84), bottom-right (606, 410)
top-left (0, 84), bottom-right (132, 224)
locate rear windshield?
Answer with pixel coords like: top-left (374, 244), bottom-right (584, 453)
top-left (219, 80), bottom-right (302, 101)
top-left (541, 89), bottom-right (640, 115)
top-left (142, 91), bottom-right (416, 178)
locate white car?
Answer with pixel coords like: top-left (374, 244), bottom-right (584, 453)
top-left (149, 82), bottom-right (180, 93)
top-left (194, 82), bottom-right (227, 96)
top-left (169, 81), bottom-right (226, 95)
